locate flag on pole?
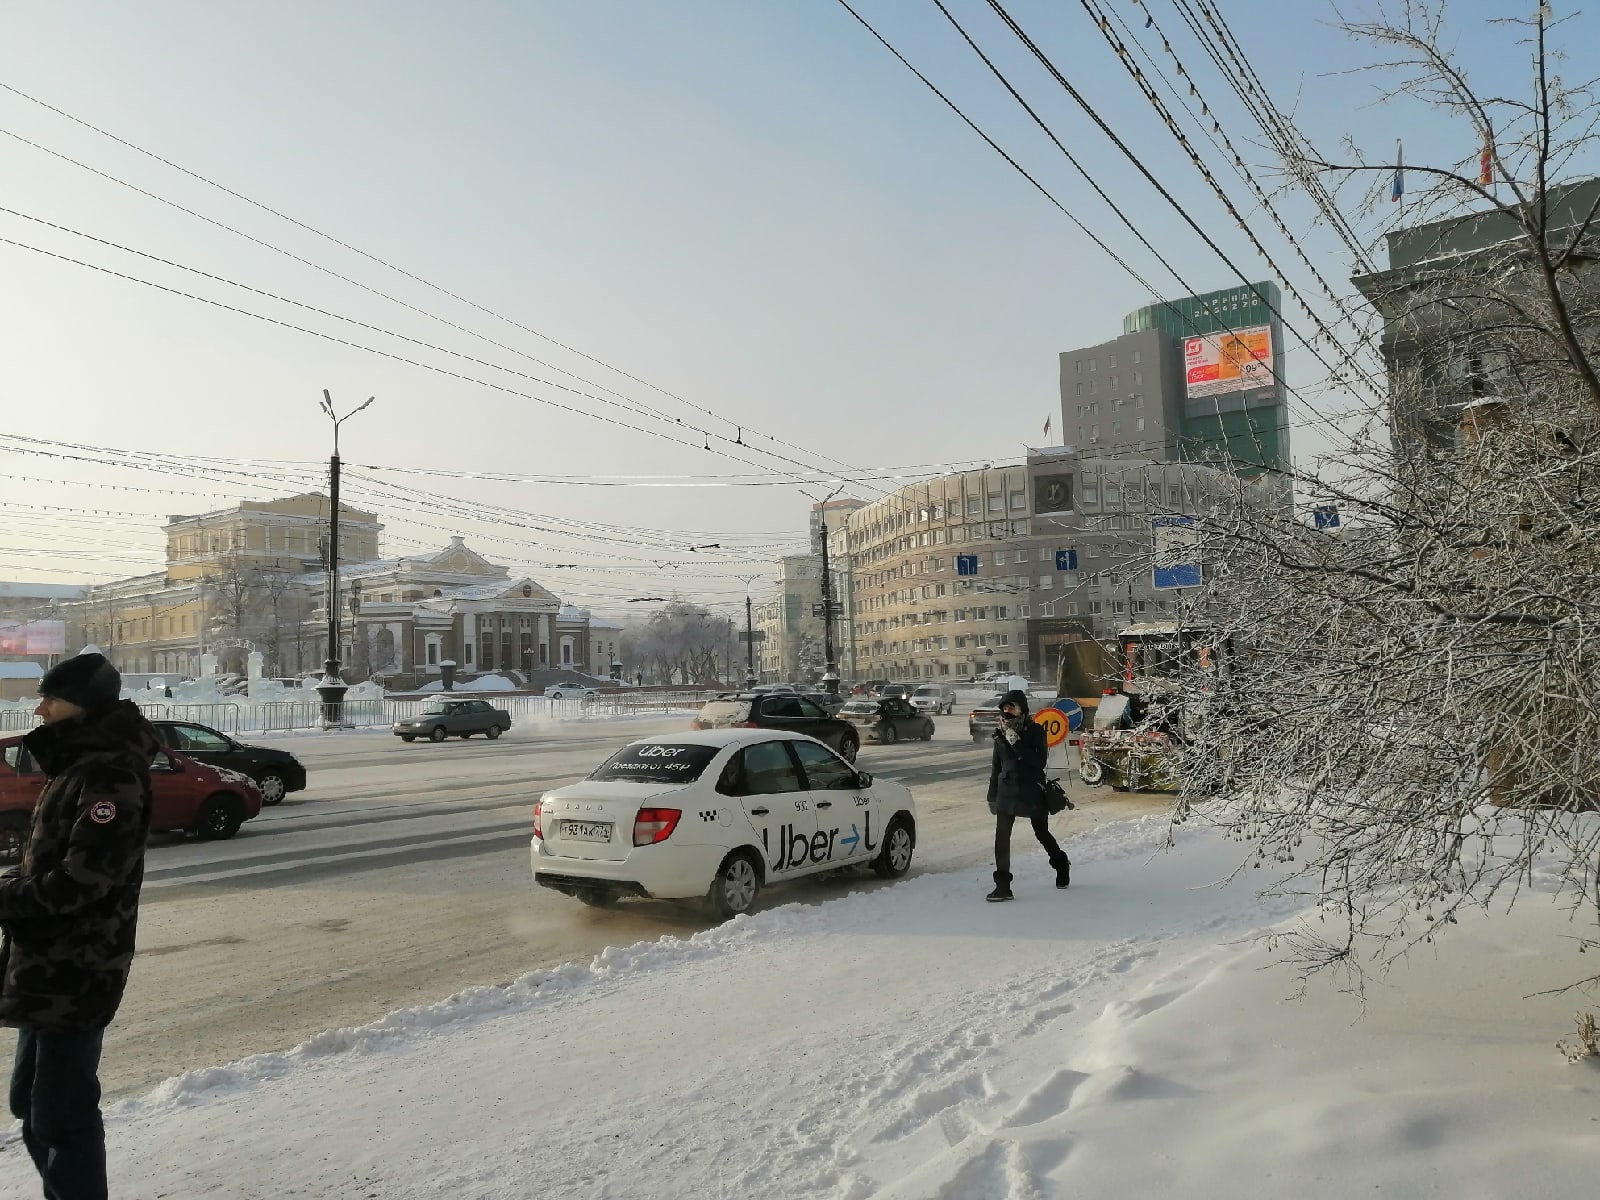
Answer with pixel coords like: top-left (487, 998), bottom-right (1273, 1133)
top-left (1479, 131), bottom-right (1493, 185)
top-left (1390, 141), bottom-right (1404, 202)
top-left (1043, 414), bottom-right (1052, 441)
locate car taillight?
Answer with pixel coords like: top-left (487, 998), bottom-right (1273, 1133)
top-left (733, 721), bottom-right (758, 729)
top-left (634, 808), bottom-right (681, 846)
top-left (532, 800), bottom-right (544, 840)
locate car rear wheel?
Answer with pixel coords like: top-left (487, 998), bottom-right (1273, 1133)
top-left (429, 726), bottom-right (447, 743)
top-left (486, 726), bottom-right (501, 740)
top-left (706, 850), bottom-right (762, 920)
top-left (873, 816), bottom-right (914, 878)
top-left (880, 723), bottom-right (899, 746)
top-left (838, 732), bottom-right (859, 762)
top-left (922, 723), bottom-right (935, 740)
top-left (1080, 758), bottom-right (1104, 786)
top-left (195, 794), bottom-right (244, 841)
top-left (0, 812), bottom-right (29, 864)
top-left (257, 771), bottom-right (287, 806)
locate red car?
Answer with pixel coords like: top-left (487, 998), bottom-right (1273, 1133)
top-left (0, 734), bottom-right (263, 861)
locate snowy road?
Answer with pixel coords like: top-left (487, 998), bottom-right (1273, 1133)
top-left (0, 714), bottom-right (1166, 1101)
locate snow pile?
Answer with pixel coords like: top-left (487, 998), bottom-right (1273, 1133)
top-left (3, 813), bottom-right (1595, 1197)
top-left (416, 673), bottom-right (519, 692)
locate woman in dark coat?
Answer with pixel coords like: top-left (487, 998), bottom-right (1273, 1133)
top-left (986, 690), bottom-right (1070, 901)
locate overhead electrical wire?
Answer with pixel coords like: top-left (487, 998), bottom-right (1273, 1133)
top-left (0, 81), bottom-right (860, 473)
top-left (833, 0), bottom-right (1357, 476)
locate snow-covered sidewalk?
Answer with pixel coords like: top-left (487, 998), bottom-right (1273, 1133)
top-left (3, 816), bottom-right (1596, 1198)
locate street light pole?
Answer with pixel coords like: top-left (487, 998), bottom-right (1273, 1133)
top-left (734, 573), bottom-right (761, 689)
top-left (815, 486), bottom-right (844, 696)
top-left (316, 389), bottom-right (373, 727)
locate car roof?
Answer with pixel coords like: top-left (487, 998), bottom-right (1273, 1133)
top-left (628, 729), bottom-right (817, 749)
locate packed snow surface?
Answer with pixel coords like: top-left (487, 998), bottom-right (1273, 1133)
top-left (2, 816), bottom-right (1596, 1198)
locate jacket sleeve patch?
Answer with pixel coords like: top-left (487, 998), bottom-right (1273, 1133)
top-left (88, 800), bottom-right (118, 825)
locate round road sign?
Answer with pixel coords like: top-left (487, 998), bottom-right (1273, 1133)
top-left (1033, 707), bottom-right (1070, 749)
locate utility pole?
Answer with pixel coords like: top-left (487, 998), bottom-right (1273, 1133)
top-left (315, 389), bottom-right (373, 727)
top-left (815, 486), bottom-right (844, 696)
top-left (735, 574), bottom-right (761, 689)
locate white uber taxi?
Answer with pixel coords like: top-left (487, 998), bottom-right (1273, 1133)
top-left (531, 729), bottom-right (917, 918)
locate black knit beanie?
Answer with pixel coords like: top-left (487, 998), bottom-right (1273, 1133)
top-left (39, 652), bottom-right (122, 713)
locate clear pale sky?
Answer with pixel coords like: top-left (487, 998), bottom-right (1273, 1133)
top-left (0, 0), bottom-right (1583, 616)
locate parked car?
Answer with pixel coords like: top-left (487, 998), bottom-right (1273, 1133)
top-left (692, 692), bottom-right (860, 761)
top-left (837, 697), bottom-right (936, 744)
top-left (546, 683), bottom-right (601, 701)
top-left (967, 694), bottom-right (1007, 743)
top-left (151, 720), bottom-right (307, 806)
top-left (0, 734), bottom-right (262, 859)
top-left (393, 699), bottom-right (513, 742)
top-left (909, 684), bottom-right (958, 716)
top-left (532, 729), bottom-right (917, 916)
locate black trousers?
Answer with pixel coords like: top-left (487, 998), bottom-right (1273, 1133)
top-left (9, 1026), bottom-right (107, 1200)
top-left (994, 812), bottom-right (1068, 880)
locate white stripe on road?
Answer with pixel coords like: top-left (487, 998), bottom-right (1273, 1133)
top-left (142, 828), bottom-right (525, 888)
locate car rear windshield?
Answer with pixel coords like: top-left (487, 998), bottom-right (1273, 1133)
top-left (697, 699), bottom-right (754, 726)
top-left (839, 701), bottom-right (878, 714)
top-left (588, 743), bottom-right (720, 783)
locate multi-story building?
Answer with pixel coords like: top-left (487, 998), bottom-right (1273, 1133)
top-left (753, 555), bottom-right (825, 683)
top-left (1061, 282), bottom-right (1291, 476)
top-left (1353, 176), bottom-right (1600, 454)
top-left (842, 451), bottom-right (1228, 684)
top-left (46, 493), bottom-right (607, 687)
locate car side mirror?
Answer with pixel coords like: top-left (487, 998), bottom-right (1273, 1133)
top-left (855, 772), bottom-right (873, 788)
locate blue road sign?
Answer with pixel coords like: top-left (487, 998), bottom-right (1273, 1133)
top-left (956, 554), bottom-right (979, 576)
top-left (1152, 516), bottom-right (1202, 590)
top-left (1054, 549), bottom-right (1078, 571)
top-left (1313, 504), bottom-right (1341, 530)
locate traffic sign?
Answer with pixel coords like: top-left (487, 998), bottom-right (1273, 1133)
top-left (1054, 549), bottom-right (1078, 571)
top-left (956, 554), bottom-right (979, 576)
top-left (1152, 516), bottom-right (1202, 590)
top-left (1033, 707), bottom-right (1070, 748)
top-left (737, 630), bottom-right (766, 643)
top-left (811, 601), bottom-right (843, 617)
top-left (1313, 504), bottom-right (1341, 530)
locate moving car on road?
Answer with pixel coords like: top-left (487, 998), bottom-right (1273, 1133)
top-left (692, 692), bottom-right (859, 761)
top-left (837, 697), bottom-right (936, 744)
top-left (151, 719), bottom-right (307, 806)
top-left (909, 684), bottom-right (957, 716)
top-left (531, 729), bottom-right (917, 917)
top-left (393, 699), bottom-right (513, 742)
top-left (545, 682), bottom-right (601, 701)
top-left (967, 693), bottom-right (1007, 743)
top-left (1, 733), bottom-right (262, 858)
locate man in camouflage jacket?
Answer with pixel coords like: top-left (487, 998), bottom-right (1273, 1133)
top-left (0, 653), bottom-right (156, 1200)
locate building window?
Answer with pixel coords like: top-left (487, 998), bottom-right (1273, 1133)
top-left (464, 642), bottom-right (474, 665)
top-left (966, 497), bottom-right (980, 516)
top-left (1132, 349), bottom-right (1141, 364)
top-left (1135, 416), bottom-right (1146, 431)
top-left (1039, 575), bottom-right (1053, 590)
top-left (1009, 492), bottom-right (1025, 511)
top-left (1106, 484), bottom-right (1121, 505)
top-left (1084, 483), bottom-right (1100, 505)
top-left (997, 607), bottom-right (1009, 619)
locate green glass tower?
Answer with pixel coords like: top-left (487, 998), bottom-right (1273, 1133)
top-left (1123, 282), bottom-right (1289, 475)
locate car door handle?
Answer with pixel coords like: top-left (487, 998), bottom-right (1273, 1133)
top-left (816, 801), bottom-right (833, 809)
top-left (750, 806), bottom-right (770, 816)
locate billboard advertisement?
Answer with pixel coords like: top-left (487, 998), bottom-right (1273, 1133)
top-left (0, 620), bottom-right (67, 656)
top-left (1183, 324), bottom-right (1274, 413)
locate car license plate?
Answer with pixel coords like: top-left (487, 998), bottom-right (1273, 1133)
top-left (560, 820), bottom-right (612, 843)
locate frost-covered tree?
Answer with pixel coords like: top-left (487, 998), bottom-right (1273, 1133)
top-left (1156, 2), bottom-right (1600, 991)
